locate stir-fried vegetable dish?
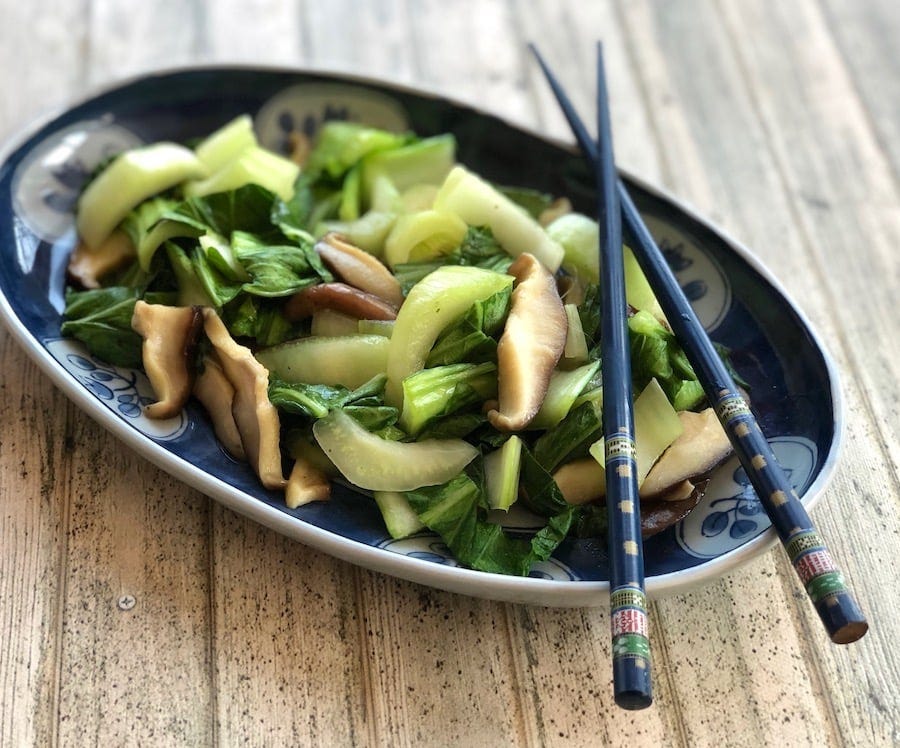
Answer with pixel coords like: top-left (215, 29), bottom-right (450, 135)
top-left (63, 115), bottom-right (735, 575)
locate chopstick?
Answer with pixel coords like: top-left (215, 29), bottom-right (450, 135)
top-left (530, 46), bottom-right (868, 646)
top-left (535, 43), bottom-right (654, 709)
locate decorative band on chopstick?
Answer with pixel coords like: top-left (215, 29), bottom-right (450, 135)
top-left (787, 530), bottom-right (850, 605)
top-left (714, 392), bottom-right (753, 427)
top-left (605, 433), bottom-right (637, 463)
top-left (611, 586), bottom-right (651, 662)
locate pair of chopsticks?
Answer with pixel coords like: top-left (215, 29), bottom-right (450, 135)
top-left (530, 43), bottom-right (867, 710)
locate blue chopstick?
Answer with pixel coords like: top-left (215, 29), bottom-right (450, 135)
top-left (531, 45), bottom-right (867, 646)
top-left (532, 42), bottom-right (653, 709)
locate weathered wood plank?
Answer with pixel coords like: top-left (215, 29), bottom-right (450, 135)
top-left (0, 3), bottom-right (88, 746)
top-left (0, 342), bottom-right (71, 747)
top-left (351, 573), bottom-right (531, 746)
top-left (57, 435), bottom-right (214, 746)
top-left (301, 0), bottom-right (414, 80)
top-left (201, 0), bottom-right (305, 64)
top-left (47, 3), bottom-right (215, 745)
top-left (199, 4), bottom-right (384, 745)
top-left (721, 0), bottom-right (900, 474)
top-left (716, 2), bottom-right (900, 743)
top-left (620, 0), bottom-right (900, 745)
top-left (405, 0), bottom-right (534, 127)
top-left (821, 0), bottom-right (900, 184)
top-left (209, 509), bottom-right (368, 746)
top-left (516, 0), bottom-right (665, 183)
top-left (83, 0), bottom-right (203, 85)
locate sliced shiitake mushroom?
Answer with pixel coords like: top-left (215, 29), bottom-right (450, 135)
top-left (288, 131), bottom-right (312, 167)
top-left (284, 283), bottom-right (398, 322)
top-left (538, 197), bottom-right (573, 227)
top-left (192, 353), bottom-right (246, 460)
top-left (315, 233), bottom-right (404, 307)
top-left (640, 480), bottom-right (708, 538)
top-left (203, 309), bottom-right (286, 490)
top-left (285, 457), bottom-right (331, 509)
top-left (131, 301), bottom-right (202, 419)
top-left (68, 231), bottom-right (136, 289)
top-left (641, 408), bottom-right (732, 499)
top-left (552, 457), bottom-right (605, 505)
top-left (487, 253), bottom-right (567, 432)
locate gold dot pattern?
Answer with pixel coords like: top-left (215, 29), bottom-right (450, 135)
top-left (771, 490), bottom-right (788, 506)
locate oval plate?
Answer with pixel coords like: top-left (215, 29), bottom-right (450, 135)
top-left (0, 67), bottom-right (842, 605)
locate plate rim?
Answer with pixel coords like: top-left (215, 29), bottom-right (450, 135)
top-left (0, 64), bottom-right (844, 606)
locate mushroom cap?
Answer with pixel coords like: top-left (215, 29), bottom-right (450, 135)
top-left (192, 354), bottom-right (246, 461)
top-left (487, 253), bottom-right (568, 431)
top-left (68, 231), bottom-right (136, 289)
top-left (131, 301), bottom-right (202, 420)
top-left (315, 233), bottom-right (404, 307)
top-left (203, 309), bottom-right (286, 490)
top-left (284, 282), bottom-right (398, 322)
top-left (285, 457), bottom-right (331, 509)
top-left (641, 408), bottom-right (732, 498)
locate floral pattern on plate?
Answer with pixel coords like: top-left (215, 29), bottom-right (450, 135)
top-left (45, 338), bottom-right (187, 441)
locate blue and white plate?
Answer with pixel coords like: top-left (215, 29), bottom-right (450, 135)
top-left (0, 68), bottom-right (842, 605)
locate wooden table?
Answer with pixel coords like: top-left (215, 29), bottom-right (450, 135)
top-left (2, 1), bottom-right (898, 745)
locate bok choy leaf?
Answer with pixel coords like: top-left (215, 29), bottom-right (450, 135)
top-left (405, 473), bottom-right (575, 576)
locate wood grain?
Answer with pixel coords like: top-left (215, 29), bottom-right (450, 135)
top-left (620, 1), bottom-right (900, 744)
top-left (0, 339), bottom-right (71, 746)
top-left (50, 3), bottom-right (214, 746)
top-left (1, 1), bottom-right (899, 745)
top-left (0, 3), bottom-right (87, 746)
top-left (210, 509), bottom-right (367, 746)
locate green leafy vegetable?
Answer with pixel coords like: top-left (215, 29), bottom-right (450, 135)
top-left (518, 446), bottom-right (571, 518)
top-left (191, 245), bottom-right (243, 307)
top-left (61, 287), bottom-right (174, 368)
top-left (496, 185), bottom-right (554, 219)
top-left (165, 184), bottom-right (278, 236)
top-left (393, 226), bottom-right (513, 294)
top-left (399, 362), bottom-right (497, 435)
top-left (305, 122), bottom-right (411, 181)
top-left (165, 242), bottom-right (215, 306)
top-left (269, 374), bottom-right (392, 420)
top-left (572, 504), bottom-right (609, 539)
top-left (530, 361), bottom-right (600, 430)
top-left (231, 230), bottom-right (331, 297)
top-left (532, 400), bottom-right (604, 473)
top-left (426, 286), bottom-right (511, 366)
top-left (628, 310), bottom-right (705, 411)
top-left (405, 473), bottom-right (575, 576)
top-left (361, 134), bottom-right (456, 207)
top-left (416, 412), bottom-right (487, 440)
top-left (221, 296), bottom-right (294, 346)
top-left (342, 405), bottom-right (400, 433)
top-left (120, 196), bottom-right (178, 247)
top-left (714, 342), bottom-right (750, 390)
top-left (271, 173), bottom-right (317, 237)
top-left (578, 283), bottom-right (602, 349)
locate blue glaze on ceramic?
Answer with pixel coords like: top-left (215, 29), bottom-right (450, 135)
top-left (0, 68), bottom-right (841, 604)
